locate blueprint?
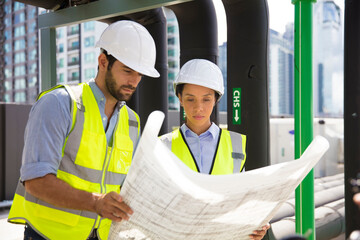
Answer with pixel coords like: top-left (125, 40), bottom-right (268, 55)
top-left (108, 111), bottom-right (329, 240)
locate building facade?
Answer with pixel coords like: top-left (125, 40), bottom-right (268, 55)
top-left (1, 1), bottom-right (39, 102)
top-left (56, 21), bottom-right (107, 85)
top-left (313, 0), bottom-right (343, 116)
top-left (218, 41), bottom-right (227, 112)
top-left (269, 27), bottom-right (294, 116)
top-left (0, 0), bottom-right (107, 103)
top-left (164, 8), bottom-right (180, 110)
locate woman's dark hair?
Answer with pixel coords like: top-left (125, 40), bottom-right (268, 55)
top-left (176, 83), bottom-right (220, 102)
top-left (100, 48), bottom-right (117, 70)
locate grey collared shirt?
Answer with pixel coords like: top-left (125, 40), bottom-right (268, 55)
top-left (180, 123), bottom-right (220, 174)
top-left (20, 80), bottom-right (123, 181)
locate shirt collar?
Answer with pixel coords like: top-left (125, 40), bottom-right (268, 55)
top-left (181, 122), bottom-right (219, 139)
top-left (88, 79), bottom-right (125, 110)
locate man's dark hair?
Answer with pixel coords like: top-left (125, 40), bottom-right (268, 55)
top-left (176, 83), bottom-right (220, 102)
top-left (100, 48), bottom-right (117, 70)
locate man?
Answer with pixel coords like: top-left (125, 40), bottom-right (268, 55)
top-left (8, 20), bottom-right (159, 240)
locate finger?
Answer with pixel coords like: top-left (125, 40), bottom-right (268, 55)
top-left (110, 196), bottom-right (133, 215)
top-left (263, 223), bottom-right (271, 230)
top-left (250, 230), bottom-right (266, 240)
top-left (255, 230), bottom-right (266, 236)
top-left (109, 191), bottom-right (123, 202)
top-left (249, 234), bottom-right (263, 240)
top-left (104, 211), bottom-right (124, 222)
top-left (111, 205), bottom-right (132, 221)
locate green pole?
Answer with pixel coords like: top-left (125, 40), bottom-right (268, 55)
top-left (292, 0), bottom-right (316, 239)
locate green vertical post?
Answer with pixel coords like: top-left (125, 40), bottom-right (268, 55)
top-left (292, 0), bottom-right (315, 239)
top-left (40, 28), bottom-right (57, 91)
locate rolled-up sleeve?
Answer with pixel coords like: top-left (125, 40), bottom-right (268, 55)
top-left (20, 88), bottom-right (72, 181)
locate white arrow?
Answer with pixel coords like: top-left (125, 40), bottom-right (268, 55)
top-left (234, 109), bottom-right (239, 122)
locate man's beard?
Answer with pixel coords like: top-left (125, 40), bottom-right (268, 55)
top-left (105, 70), bottom-right (136, 101)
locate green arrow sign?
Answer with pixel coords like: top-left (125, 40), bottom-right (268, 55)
top-left (232, 88), bottom-right (241, 125)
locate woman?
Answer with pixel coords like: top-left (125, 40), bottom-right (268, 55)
top-left (160, 59), bottom-right (270, 240)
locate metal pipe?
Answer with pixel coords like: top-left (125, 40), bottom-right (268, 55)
top-left (272, 185), bottom-right (344, 222)
top-left (270, 199), bottom-right (345, 240)
top-left (344, 0), bottom-right (360, 237)
top-left (0, 200), bottom-right (12, 209)
top-left (100, 8), bottom-right (169, 135)
top-left (292, 0), bottom-right (316, 238)
top-left (167, 0), bottom-right (220, 125)
top-left (221, 0), bottom-right (270, 171)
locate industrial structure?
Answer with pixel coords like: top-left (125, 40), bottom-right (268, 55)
top-left (0, 0), bottom-right (359, 239)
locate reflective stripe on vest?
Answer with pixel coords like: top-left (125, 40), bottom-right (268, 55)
top-left (8, 83), bottom-right (140, 240)
top-left (161, 128), bottom-right (246, 174)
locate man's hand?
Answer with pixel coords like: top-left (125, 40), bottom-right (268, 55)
top-left (25, 174), bottom-right (133, 222)
top-left (249, 223), bottom-right (271, 240)
top-left (94, 192), bottom-right (133, 222)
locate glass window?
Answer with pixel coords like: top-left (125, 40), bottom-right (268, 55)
top-left (15, 52), bottom-right (26, 63)
top-left (4, 4), bottom-right (11, 14)
top-left (5, 68), bottom-right (12, 78)
top-left (323, 2), bottom-right (340, 24)
top-left (14, 92), bottom-right (26, 102)
top-left (28, 21), bottom-right (37, 33)
top-left (14, 25), bottom-right (26, 37)
top-left (29, 63), bottom-right (37, 74)
top-left (29, 35), bottom-right (37, 47)
top-left (15, 78), bottom-right (26, 89)
top-left (14, 39), bottom-right (26, 50)
top-left (4, 56), bottom-right (12, 65)
top-left (70, 25), bottom-right (79, 34)
top-left (15, 65), bottom-right (26, 76)
top-left (68, 41), bottom-right (79, 51)
top-left (29, 76), bottom-right (37, 87)
top-left (71, 56), bottom-right (78, 63)
top-left (14, 12), bottom-right (25, 24)
top-left (168, 38), bottom-right (175, 45)
top-left (58, 43), bottom-right (64, 53)
top-left (58, 73), bottom-right (64, 83)
top-left (29, 49), bottom-right (37, 60)
top-left (168, 72), bottom-right (176, 80)
top-left (71, 71), bottom-right (79, 80)
top-left (85, 68), bottom-right (95, 79)
top-left (4, 30), bottom-right (11, 40)
top-left (168, 49), bottom-right (176, 57)
top-left (70, 41), bottom-right (79, 50)
top-left (4, 81), bottom-right (12, 91)
top-left (14, 2), bottom-right (25, 11)
top-left (168, 26), bottom-right (176, 34)
top-left (4, 94), bottom-right (10, 102)
top-left (84, 36), bottom-right (95, 47)
top-left (5, 17), bottom-right (11, 27)
top-left (58, 58), bottom-right (64, 68)
top-left (84, 21), bottom-right (95, 31)
top-left (168, 60), bottom-right (177, 68)
top-left (4, 43), bottom-right (11, 53)
top-left (84, 52), bottom-right (95, 64)
top-left (57, 28), bottom-right (64, 38)
top-left (28, 7), bottom-right (37, 19)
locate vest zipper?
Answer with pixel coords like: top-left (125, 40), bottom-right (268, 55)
top-left (94, 117), bottom-right (119, 231)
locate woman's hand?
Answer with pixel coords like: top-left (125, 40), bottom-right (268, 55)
top-left (249, 223), bottom-right (271, 240)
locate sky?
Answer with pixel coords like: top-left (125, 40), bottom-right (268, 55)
top-left (213, 0), bottom-right (345, 44)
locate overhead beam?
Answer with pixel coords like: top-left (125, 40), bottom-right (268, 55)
top-left (38, 0), bottom-right (192, 29)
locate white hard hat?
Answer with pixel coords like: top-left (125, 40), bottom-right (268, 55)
top-left (174, 59), bottom-right (224, 102)
top-left (95, 20), bottom-right (160, 78)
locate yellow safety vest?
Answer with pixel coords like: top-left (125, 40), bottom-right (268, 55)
top-left (8, 83), bottom-right (140, 240)
top-left (160, 128), bottom-right (246, 174)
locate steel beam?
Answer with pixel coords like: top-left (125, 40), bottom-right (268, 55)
top-left (40, 28), bottom-right (57, 91)
top-left (38, 0), bottom-right (192, 29)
